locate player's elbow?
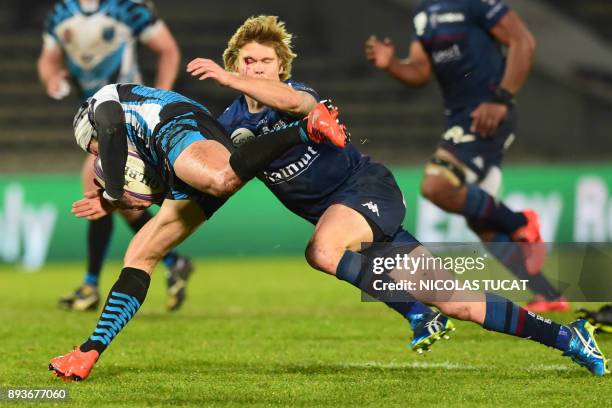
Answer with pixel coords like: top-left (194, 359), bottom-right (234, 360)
top-left (519, 29), bottom-right (537, 57)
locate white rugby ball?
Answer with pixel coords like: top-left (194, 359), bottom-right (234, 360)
top-left (93, 151), bottom-right (166, 204)
top-left (230, 127), bottom-right (255, 147)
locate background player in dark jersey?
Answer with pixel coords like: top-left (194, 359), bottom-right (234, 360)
top-left (49, 83), bottom-right (347, 382)
top-left (188, 15), bottom-right (456, 354)
top-left (187, 16), bottom-right (608, 376)
top-left (36, 0), bottom-right (190, 311)
top-left (366, 0), bottom-right (567, 312)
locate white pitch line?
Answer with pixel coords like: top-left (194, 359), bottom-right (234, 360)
top-left (341, 361), bottom-right (480, 370)
top-left (341, 361), bottom-right (572, 372)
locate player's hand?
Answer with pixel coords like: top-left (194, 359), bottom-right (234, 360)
top-left (46, 70), bottom-right (70, 100)
top-left (470, 102), bottom-right (508, 138)
top-left (107, 192), bottom-right (152, 211)
top-left (72, 189), bottom-right (115, 220)
top-left (365, 35), bottom-right (396, 70)
top-left (186, 58), bottom-right (234, 86)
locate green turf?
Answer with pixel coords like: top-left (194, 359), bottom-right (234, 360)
top-left (0, 258), bottom-right (610, 407)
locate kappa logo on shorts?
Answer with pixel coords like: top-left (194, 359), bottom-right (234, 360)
top-left (362, 201), bottom-right (380, 217)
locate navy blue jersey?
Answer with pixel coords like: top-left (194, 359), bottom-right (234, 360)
top-left (412, 0), bottom-right (509, 113)
top-left (43, 0), bottom-right (161, 101)
top-left (217, 80), bottom-right (368, 221)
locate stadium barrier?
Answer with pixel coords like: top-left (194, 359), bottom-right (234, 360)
top-left (1, 165), bottom-right (611, 270)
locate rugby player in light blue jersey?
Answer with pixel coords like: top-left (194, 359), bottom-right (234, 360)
top-left (48, 83), bottom-right (348, 381)
top-left (37, 0), bottom-right (190, 311)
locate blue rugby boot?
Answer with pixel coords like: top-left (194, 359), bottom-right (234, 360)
top-left (563, 320), bottom-right (609, 376)
top-left (409, 312), bottom-right (455, 354)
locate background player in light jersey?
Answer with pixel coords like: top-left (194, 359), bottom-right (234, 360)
top-left (36, 0), bottom-right (190, 311)
top-left (366, 0), bottom-right (568, 312)
top-left (49, 83), bottom-right (347, 382)
top-left (188, 15), bottom-right (456, 354)
top-left (187, 16), bottom-right (608, 377)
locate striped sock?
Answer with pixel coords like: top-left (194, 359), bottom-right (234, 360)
top-left (483, 292), bottom-right (570, 351)
top-left (80, 267), bottom-right (150, 354)
top-left (486, 234), bottom-right (561, 300)
top-left (463, 185), bottom-right (526, 233)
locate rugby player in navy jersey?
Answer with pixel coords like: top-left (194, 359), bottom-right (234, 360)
top-left (48, 83), bottom-right (346, 381)
top-left (366, 0), bottom-right (568, 312)
top-left (188, 15), bottom-right (608, 376)
top-left (189, 15), bottom-right (457, 355)
top-left (37, 0), bottom-right (192, 311)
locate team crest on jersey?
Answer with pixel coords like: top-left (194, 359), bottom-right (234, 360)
top-left (102, 26), bottom-right (116, 42)
top-left (414, 12), bottom-right (428, 36)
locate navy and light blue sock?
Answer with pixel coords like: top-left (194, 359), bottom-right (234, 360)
top-left (483, 292), bottom-right (571, 351)
top-left (336, 249), bottom-right (434, 324)
top-left (84, 215), bottom-right (114, 287)
top-left (80, 267), bottom-right (151, 355)
top-left (463, 184), bottom-right (526, 234)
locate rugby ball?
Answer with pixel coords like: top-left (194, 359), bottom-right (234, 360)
top-left (230, 127), bottom-right (255, 147)
top-left (93, 151), bottom-right (166, 204)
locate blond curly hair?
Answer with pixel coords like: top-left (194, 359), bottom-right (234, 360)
top-left (223, 15), bottom-right (297, 81)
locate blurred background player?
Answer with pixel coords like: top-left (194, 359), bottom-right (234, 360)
top-left (365, 0), bottom-right (568, 312)
top-left (36, 0), bottom-right (192, 311)
top-left (187, 15), bottom-right (455, 354)
top-left (49, 83), bottom-right (347, 381)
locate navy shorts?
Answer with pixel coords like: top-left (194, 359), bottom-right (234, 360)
top-left (313, 162), bottom-right (407, 241)
top-left (438, 106), bottom-right (517, 181)
top-left (155, 110), bottom-right (234, 218)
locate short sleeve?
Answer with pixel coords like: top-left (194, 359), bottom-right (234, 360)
top-left (469, 0), bottom-right (509, 30)
top-left (91, 84), bottom-right (121, 118)
top-left (121, 0), bottom-right (159, 39)
top-left (41, 3), bottom-right (63, 50)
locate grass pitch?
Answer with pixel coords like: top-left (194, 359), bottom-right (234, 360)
top-left (1, 257), bottom-right (610, 407)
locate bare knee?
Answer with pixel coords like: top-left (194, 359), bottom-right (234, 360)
top-left (421, 175), bottom-right (465, 213)
top-left (305, 241), bottom-right (342, 275)
top-left (207, 169), bottom-right (243, 198)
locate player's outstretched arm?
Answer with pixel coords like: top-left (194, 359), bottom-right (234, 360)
top-left (365, 36), bottom-right (432, 87)
top-left (186, 58), bottom-right (316, 116)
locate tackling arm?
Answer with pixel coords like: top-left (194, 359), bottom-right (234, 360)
top-left (226, 76), bottom-right (317, 116)
top-left (186, 58), bottom-right (317, 116)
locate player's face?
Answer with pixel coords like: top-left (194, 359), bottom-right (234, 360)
top-left (237, 41), bottom-right (283, 81)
